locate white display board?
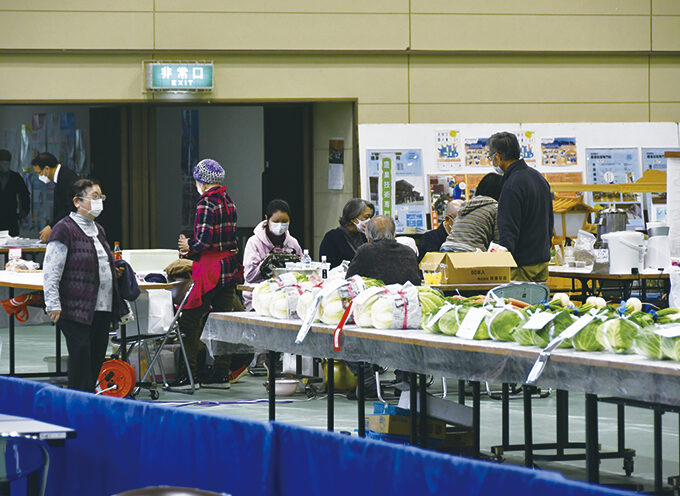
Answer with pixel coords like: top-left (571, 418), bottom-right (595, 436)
top-left (359, 122), bottom-right (680, 231)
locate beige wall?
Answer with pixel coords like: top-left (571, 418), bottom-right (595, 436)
top-left (1, 1), bottom-right (679, 249)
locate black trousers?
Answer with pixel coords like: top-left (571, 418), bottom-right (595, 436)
top-left (59, 312), bottom-right (112, 392)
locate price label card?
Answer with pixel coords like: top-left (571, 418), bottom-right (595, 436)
top-left (559, 311), bottom-right (596, 340)
top-left (8, 248), bottom-right (22, 260)
top-left (655, 325), bottom-right (680, 339)
top-left (457, 307), bottom-right (487, 340)
top-left (522, 311), bottom-right (556, 330)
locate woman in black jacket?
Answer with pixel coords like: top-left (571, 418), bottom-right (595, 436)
top-left (318, 198), bottom-right (373, 269)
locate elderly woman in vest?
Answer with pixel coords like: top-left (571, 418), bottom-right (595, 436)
top-left (44, 178), bottom-right (122, 391)
top-left (176, 159), bottom-right (244, 389)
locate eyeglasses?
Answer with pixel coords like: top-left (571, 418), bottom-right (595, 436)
top-left (79, 194), bottom-right (106, 201)
top-left (486, 151), bottom-right (496, 160)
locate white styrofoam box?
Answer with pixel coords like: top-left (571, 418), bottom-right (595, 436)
top-left (121, 249), bottom-right (180, 273)
top-left (398, 391), bottom-right (473, 427)
top-left (128, 344), bottom-right (178, 382)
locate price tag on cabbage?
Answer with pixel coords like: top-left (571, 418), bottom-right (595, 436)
top-left (522, 311), bottom-right (556, 330)
top-left (556, 310), bottom-right (597, 340)
top-left (457, 307), bottom-right (488, 340)
top-left (654, 325), bottom-right (680, 339)
top-left (425, 303), bottom-right (455, 330)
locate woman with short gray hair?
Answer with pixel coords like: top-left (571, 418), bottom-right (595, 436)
top-left (319, 198), bottom-right (373, 269)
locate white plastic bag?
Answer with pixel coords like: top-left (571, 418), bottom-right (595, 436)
top-left (670, 267), bottom-right (680, 309)
top-left (146, 289), bottom-right (174, 334)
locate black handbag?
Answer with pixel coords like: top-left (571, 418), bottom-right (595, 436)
top-left (259, 247), bottom-right (301, 280)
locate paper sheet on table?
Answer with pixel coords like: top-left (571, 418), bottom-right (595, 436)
top-left (328, 163), bottom-right (344, 190)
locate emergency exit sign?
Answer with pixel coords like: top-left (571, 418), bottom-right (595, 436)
top-left (145, 62), bottom-right (213, 90)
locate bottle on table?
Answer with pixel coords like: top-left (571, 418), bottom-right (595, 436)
top-left (321, 255), bottom-right (328, 279)
top-left (301, 249), bottom-right (311, 265)
top-left (113, 241), bottom-right (123, 261)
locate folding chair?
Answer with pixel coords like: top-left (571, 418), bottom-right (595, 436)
top-left (114, 279), bottom-right (197, 398)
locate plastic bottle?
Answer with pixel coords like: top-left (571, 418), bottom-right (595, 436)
top-left (321, 255), bottom-right (328, 279)
top-left (301, 249), bottom-right (311, 265)
top-left (113, 241), bottom-right (123, 261)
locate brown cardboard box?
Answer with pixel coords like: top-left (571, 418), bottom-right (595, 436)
top-left (420, 252), bottom-right (517, 285)
top-left (366, 414), bottom-right (447, 440)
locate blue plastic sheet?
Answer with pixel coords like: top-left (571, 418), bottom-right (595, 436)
top-left (0, 376), bottom-right (635, 496)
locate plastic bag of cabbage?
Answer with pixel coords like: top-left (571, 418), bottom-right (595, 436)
top-left (596, 316), bottom-right (640, 353)
top-left (487, 306), bottom-right (526, 342)
top-left (515, 298), bottom-right (576, 348)
top-left (268, 283), bottom-right (312, 320)
top-left (304, 275), bottom-right (383, 326)
top-left (352, 283), bottom-right (422, 329)
top-left (253, 273), bottom-right (308, 317)
top-left (431, 304), bottom-right (491, 339)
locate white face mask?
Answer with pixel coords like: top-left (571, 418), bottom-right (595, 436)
top-left (196, 183), bottom-right (204, 195)
top-left (269, 221), bottom-right (289, 236)
top-left (493, 166), bottom-right (504, 176)
top-left (354, 218), bottom-right (370, 232)
top-left (83, 198), bottom-right (104, 218)
top-left (38, 173), bottom-right (51, 184)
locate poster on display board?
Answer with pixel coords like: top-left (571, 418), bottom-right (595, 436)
top-left (541, 137), bottom-right (577, 166)
top-left (367, 149), bottom-right (426, 233)
top-left (586, 147), bottom-right (643, 229)
top-left (518, 130), bottom-right (538, 166)
top-left (642, 147), bottom-right (680, 223)
top-left (464, 138), bottom-right (491, 167)
top-left (435, 129), bottom-right (463, 170)
top-left (428, 174), bottom-right (486, 228)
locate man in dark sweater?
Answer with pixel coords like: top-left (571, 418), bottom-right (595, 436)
top-left (418, 199), bottom-right (462, 262)
top-left (32, 152), bottom-right (80, 242)
top-left (0, 149), bottom-right (30, 236)
top-left (488, 132), bottom-right (554, 282)
top-left (345, 215), bottom-right (421, 286)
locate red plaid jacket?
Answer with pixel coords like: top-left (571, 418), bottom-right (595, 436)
top-left (188, 186), bottom-right (244, 287)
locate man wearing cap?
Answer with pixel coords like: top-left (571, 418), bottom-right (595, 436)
top-left (176, 158), bottom-right (244, 390)
top-left (31, 152), bottom-right (80, 243)
top-left (0, 149), bottom-right (30, 236)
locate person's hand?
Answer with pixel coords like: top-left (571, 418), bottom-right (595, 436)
top-left (178, 234), bottom-right (190, 253)
top-left (48, 310), bottom-right (61, 323)
top-left (39, 225), bottom-right (51, 243)
top-left (115, 266), bottom-right (125, 279)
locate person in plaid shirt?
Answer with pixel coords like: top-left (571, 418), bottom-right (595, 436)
top-left (176, 158), bottom-right (244, 390)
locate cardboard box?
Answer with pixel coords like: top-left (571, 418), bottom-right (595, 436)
top-left (420, 252), bottom-right (517, 285)
top-left (437, 426), bottom-right (474, 455)
top-left (366, 414), bottom-right (447, 440)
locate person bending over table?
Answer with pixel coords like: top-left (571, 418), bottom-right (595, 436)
top-left (176, 159), bottom-right (244, 390)
top-left (319, 198), bottom-right (373, 269)
top-left (44, 179), bottom-right (123, 392)
top-left (242, 199), bottom-right (302, 311)
top-left (440, 172), bottom-right (502, 253)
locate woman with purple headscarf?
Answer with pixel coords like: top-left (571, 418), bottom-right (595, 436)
top-left (176, 158), bottom-right (244, 389)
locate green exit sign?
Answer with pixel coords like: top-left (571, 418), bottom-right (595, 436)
top-left (145, 62), bottom-right (213, 91)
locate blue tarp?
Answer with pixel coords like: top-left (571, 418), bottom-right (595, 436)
top-left (0, 376), bottom-right (633, 496)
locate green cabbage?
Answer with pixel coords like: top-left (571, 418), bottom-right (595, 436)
top-left (572, 319), bottom-right (605, 351)
top-left (635, 326), bottom-right (665, 360)
top-left (596, 317), bottom-right (639, 353)
top-left (513, 324), bottom-right (536, 346)
top-left (438, 307), bottom-right (462, 336)
top-left (531, 310), bottom-right (575, 349)
top-left (661, 334), bottom-right (680, 361)
top-left (488, 308), bottom-right (525, 342)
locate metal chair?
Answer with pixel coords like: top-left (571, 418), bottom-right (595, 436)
top-left (115, 279), bottom-right (197, 398)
